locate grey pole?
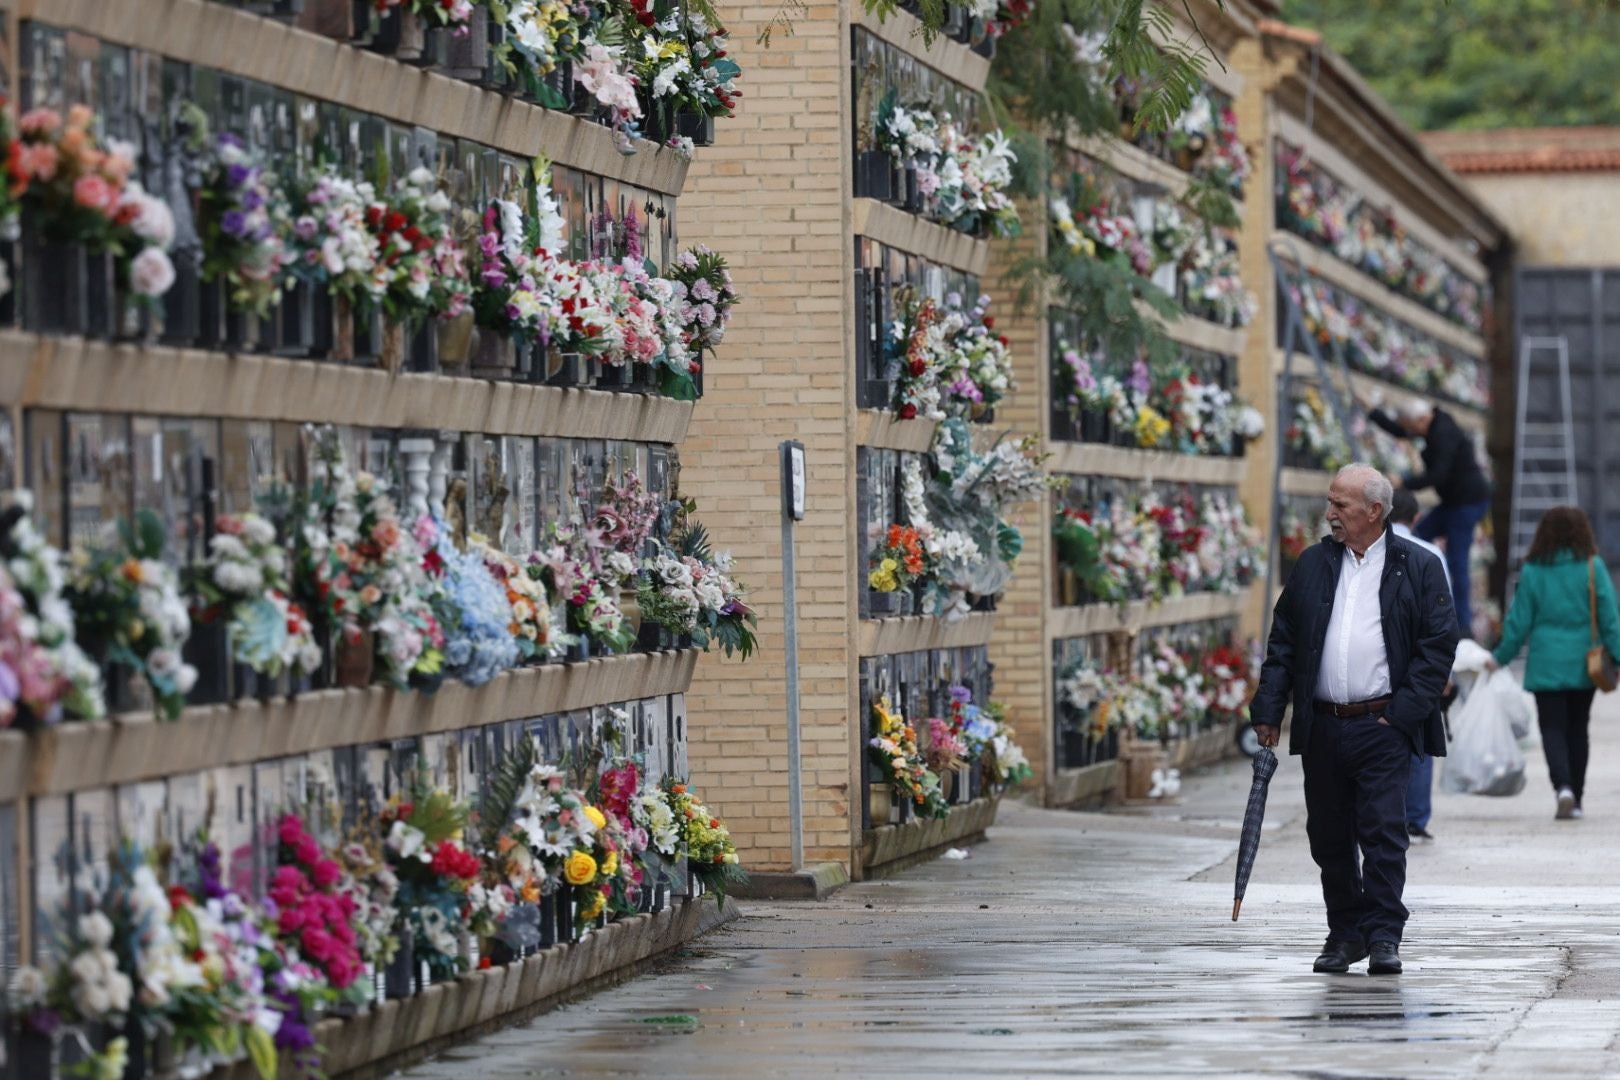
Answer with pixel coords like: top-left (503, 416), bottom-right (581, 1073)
top-left (780, 441), bottom-right (806, 870)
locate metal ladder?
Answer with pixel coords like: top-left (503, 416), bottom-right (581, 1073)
top-left (1509, 336), bottom-right (1577, 569)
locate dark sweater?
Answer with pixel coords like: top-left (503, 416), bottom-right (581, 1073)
top-left (1370, 407), bottom-right (1491, 505)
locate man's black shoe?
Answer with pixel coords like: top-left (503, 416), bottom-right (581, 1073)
top-left (1369, 941), bottom-right (1402, 975)
top-left (1313, 939), bottom-right (1369, 973)
top-left (1408, 824), bottom-right (1435, 842)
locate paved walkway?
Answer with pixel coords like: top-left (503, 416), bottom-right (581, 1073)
top-left (400, 698), bottom-right (1620, 1078)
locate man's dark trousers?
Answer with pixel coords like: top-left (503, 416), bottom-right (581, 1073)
top-left (1303, 709), bottom-right (1413, 946)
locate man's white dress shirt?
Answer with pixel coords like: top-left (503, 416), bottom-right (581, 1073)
top-left (1392, 522), bottom-right (1452, 598)
top-left (1315, 531), bottom-right (1393, 705)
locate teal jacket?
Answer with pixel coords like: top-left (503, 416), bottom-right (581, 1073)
top-left (1493, 551), bottom-right (1620, 691)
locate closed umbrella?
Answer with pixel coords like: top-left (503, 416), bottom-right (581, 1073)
top-left (1232, 747), bottom-right (1279, 921)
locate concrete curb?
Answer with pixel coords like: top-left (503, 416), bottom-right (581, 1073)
top-left (727, 861), bottom-right (851, 901)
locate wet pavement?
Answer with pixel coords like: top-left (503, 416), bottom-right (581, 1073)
top-left (399, 697), bottom-right (1620, 1078)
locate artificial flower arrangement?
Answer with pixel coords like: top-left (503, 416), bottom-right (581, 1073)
top-left (868, 696), bottom-right (949, 819)
top-left (887, 420), bottom-right (1053, 618)
top-left (874, 90), bottom-right (1020, 238)
top-left (867, 523), bottom-right (929, 594)
top-left (635, 498), bottom-right (758, 658)
top-left (1056, 636), bottom-right (1247, 742)
top-left (369, 166), bottom-right (472, 329)
top-left (1200, 99), bottom-right (1250, 199)
top-left (1062, 352), bottom-right (1265, 457)
top-left (528, 519), bottom-right (634, 654)
top-left (287, 165), bottom-right (387, 315)
top-left (380, 783), bottom-right (483, 979)
top-left (1049, 170), bottom-right (1154, 275)
top-left (882, 288), bottom-right (1018, 422)
top-left (982, 700), bottom-right (1033, 787)
top-left (1177, 227), bottom-right (1257, 329)
top-left (191, 511), bottom-right (323, 681)
top-left (377, 0), bottom-right (478, 32)
top-left (1278, 503), bottom-right (1315, 572)
top-left (1052, 488), bottom-right (1264, 608)
top-left (419, 515), bottom-right (523, 687)
top-left (7, 104), bottom-right (177, 303)
top-left (1284, 386), bottom-right (1353, 473)
top-left (661, 777), bottom-right (744, 901)
top-left (1203, 642), bottom-right (1256, 726)
top-left (1275, 143), bottom-right (1485, 334)
top-left (666, 242), bottom-right (738, 386)
top-left (0, 491), bottom-right (105, 725)
top-left (491, 0), bottom-right (741, 153)
top-left (1291, 277), bottom-right (1488, 409)
top-left (195, 130), bottom-right (297, 318)
top-left (65, 509), bottom-right (200, 719)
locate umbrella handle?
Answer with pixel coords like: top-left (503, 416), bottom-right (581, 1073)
top-left (1232, 898), bottom-right (1242, 922)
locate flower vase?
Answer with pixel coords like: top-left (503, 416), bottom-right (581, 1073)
top-left (887, 161), bottom-right (908, 209)
top-left (903, 166), bottom-right (922, 213)
top-left (436, 311), bottom-right (476, 370)
top-left (675, 110), bottom-right (715, 147)
top-left (545, 348), bottom-right (591, 388)
top-left (856, 150), bottom-right (895, 202)
top-left (384, 933), bottom-right (415, 999)
top-left (470, 327), bottom-right (518, 379)
top-left (277, 277), bottom-right (322, 357)
top-left (439, 6), bottom-right (490, 80)
top-left (407, 318), bottom-right (438, 373)
top-left (972, 32), bottom-right (996, 58)
top-left (636, 617), bottom-right (665, 652)
top-left (484, 937), bottom-right (520, 966)
top-left (183, 616), bottom-right (231, 705)
top-left (161, 247), bottom-right (202, 347)
top-left (970, 402), bottom-right (994, 424)
top-left (595, 360), bottom-right (634, 391)
top-left (1049, 405), bottom-right (1077, 442)
top-left (369, 6), bottom-right (403, 53)
top-left (867, 588), bottom-right (902, 617)
top-left (334, 629), bottom-right (375, 688)
top-left (295, 0), bottom-right (356, 41)
top-left (330, 294), bottom-right (356, 362)
top-left (538, 890), bottom-right (557, 948)
top-left (938, 769), bottom-right (955, 805)
top-left (19, 222), bottom-right (87, 335)
top-left (14, 1027), bottom-right (56, 1076)
top-left (868, 782), bottom-right (894, 825)
top-left (632, 362), bottom-right (662, 394)
top-left (1058, 568), bottom-right (1080, 607)
top-left (378, 315), bottom-right (407, 374)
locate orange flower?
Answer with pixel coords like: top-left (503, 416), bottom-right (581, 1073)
top-left (120, 558), bottom-right (144, 584)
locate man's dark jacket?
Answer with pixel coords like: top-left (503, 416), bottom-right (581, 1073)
top-left (1251, 529), bottom-right (1460, 757)
top-left (1370, 406), bottom-right (1491, 506)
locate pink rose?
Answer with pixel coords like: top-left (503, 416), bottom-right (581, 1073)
top-left (294, 836), bottom-right (322, 867)
top-left (129, 247), bottom-right (175, 298)
top-left (72, 174), bottom-right (116, 213)
top-left (310, 858), bottom-right (341, 889)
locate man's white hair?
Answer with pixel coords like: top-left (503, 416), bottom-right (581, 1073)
top-left (1336, 463), bottom-right (1394, 520)
top-left (1398, 398), bottom-right (1434, 423)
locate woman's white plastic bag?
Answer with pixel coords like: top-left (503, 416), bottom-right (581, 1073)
top-left (1442, 673), bottom-right (1528, 797)
top-left (1482, 668), bottom-right (1536, 741)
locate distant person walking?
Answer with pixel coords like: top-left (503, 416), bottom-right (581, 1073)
top-left (1251, 465), bottom-right (1458, 976)
top-left (1390, 489), bottom-right (1454, 843)
top-left (1369, 399), bottom-right (1491, 638)
top-left (1488, 507), bottom-right (1620, 820)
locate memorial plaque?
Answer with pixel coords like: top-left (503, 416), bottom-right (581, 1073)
top-left (31, 795), bottom-right (74, 945)
top-left (66, 414), bottom-right (133, 552)
top-left (509, 437), bottom-right (537, 555)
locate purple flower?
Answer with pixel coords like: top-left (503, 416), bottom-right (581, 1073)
top-left (221, 209), bottom-right (248, 238)
top-left (225, 163), bottom-right (252, 189)
top-left (1127, 359), bottom-right (1151, 397)
top-left (240, 187), bottom-right (265, 213)
top-left (950, 685), bottom-right (973, 705)
top-left (0, 660), bottom-right (18, 705)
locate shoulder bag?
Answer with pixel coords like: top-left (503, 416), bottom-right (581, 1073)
top-left (1587, 558), bottom-right (1618, 693)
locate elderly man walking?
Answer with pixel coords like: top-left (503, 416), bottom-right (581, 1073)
top-left (1369, 398), bottom-right (1490, 637)
top-left (1251, 465), bottom-right (1459, 975)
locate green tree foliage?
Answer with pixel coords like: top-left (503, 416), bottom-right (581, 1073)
top-left (1282, 0), bottom-right (1620, 130)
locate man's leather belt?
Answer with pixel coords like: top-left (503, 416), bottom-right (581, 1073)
top-left (1313, 696), bottom-right (1393, 718)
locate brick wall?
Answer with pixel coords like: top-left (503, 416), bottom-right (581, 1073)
top-left (985, 206), bottom-right (1053, 795)
top-left (676, 3), bottom-right (858, 873)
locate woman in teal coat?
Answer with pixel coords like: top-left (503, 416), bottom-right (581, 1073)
top-left (1490, 507), bottom-right (1620, 819)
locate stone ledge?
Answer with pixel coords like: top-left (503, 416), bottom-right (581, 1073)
top-left (727, 861), bottom-right (850, 901)
top-left (860, 794), bottom-right (1000, 876)
top-left (858, 611), bottom-right (997, 657)
top-left (212, 896), bottom-right (739, 1080)
top-left (852, 199), bottom-right (991, 276)
top-left (1047, 442), bottom-right (1247, 486)
top-left (0, 331), bottom-right (694, 446)
top-left (1047, 591), bottom-right (1252, 642)
top-left (1048, 760), bottom-right (1121, 808)
top-left (856, 408), bottom-right (940, 453)
top-left (17, 0), bottom-right (690, 195)
top-left (851, 6), bottom-right (991, 91)
top-left (1171, 723), bottom-right (1239, 772)
top-left (3, 649), bottom-right (698, 801)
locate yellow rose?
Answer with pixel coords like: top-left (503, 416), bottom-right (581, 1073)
top-left (880, 558), bottom-right (897, 572)
top-left (583, 806), bottom-right (607, 830)
top-left (579, 890), bottom-right (607, 921)
top-left (602, 850), bottom-right (619, 877)
top-left (564, 850), bottom-right (597, 885)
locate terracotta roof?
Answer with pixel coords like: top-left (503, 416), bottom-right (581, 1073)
top-left (1423, 128), bottom-right (1620, 174)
